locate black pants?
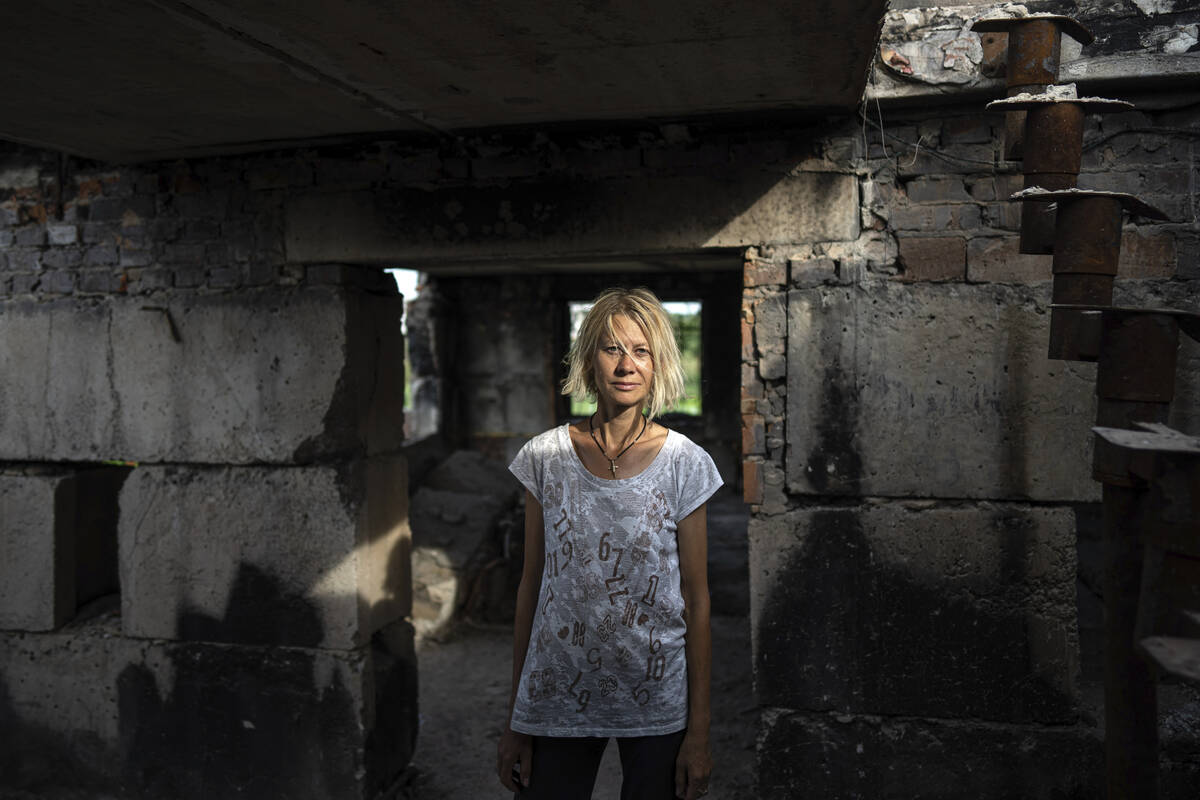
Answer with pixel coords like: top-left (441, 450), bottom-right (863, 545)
top-left (517, 730), bottom-right (686, 800)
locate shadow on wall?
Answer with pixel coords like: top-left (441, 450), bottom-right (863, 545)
top-left (756, 508), bottom-right (1076, 720)
top-left (0, 673), bottom-right (122, 797)
top-left (754, 508), bottom-right (1095, 799)
top-left (118, 562), bottom-right (417, 800)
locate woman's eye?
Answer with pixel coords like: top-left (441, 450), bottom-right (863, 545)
top-left (603, 346), bottom-right (620, 355)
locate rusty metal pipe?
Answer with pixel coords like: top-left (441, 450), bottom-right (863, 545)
top-left (1025, 103), bottom-right (1085, 175)
top-left (1019, 173), bottom-right (1075, 255)
top-left (1003, 84), bottom-right (1044, 162)
top-left (1054, 196), bottom-right (1125, 277)
top-left (972, 14), bottom-right (1093, 159)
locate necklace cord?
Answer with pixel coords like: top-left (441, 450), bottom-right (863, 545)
top-left (588, 413), bottom-right (648, 474)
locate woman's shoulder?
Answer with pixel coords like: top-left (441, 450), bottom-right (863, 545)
top-left (658, 427), bottom-right (719, 471)
top-left (521, 424), bottom-right (567, 453)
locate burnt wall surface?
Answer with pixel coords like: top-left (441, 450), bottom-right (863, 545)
top-left (0, 146), bottom-right (417, 798)
top-left (1, 2), bottom-right (1198, 794)
top-left (743, 2), bottom-right (1200, 792)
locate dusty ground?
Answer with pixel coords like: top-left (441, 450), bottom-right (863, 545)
top-left (407, 614), bottom-right (757, 799)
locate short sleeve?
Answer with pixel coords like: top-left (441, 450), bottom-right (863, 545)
top-left (675, 440), bottom-right (723, 521)
top-left (508, 438), bottom-right (544, 504)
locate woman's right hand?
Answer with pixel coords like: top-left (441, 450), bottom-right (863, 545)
top-left (497, 725), bottom-right (532, 792)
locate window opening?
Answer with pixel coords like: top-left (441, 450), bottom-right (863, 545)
top-left (387, 268), bottom-right (438, 441)
top-left (567, 300), bottom-right (702, 417)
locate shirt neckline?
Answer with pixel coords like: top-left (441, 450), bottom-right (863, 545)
top-left (560, 422), bottom-right (673, 487)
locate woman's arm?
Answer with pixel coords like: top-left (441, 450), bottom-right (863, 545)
top-left (497, 490), bottom-right (545, 792)
top-left (675, 503), bottom-right (712, 800)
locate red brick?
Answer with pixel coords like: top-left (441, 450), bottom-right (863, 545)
top-left (742, 413), bottom-right (765, 456)
top-left (743, 460), bottom-right (764, 505)
top-left (744, 261), bottom-right (787, 287)
top-left (741, 319), bottom-right (755, 362)
top-left (897, 236), bottom-right (966, 282)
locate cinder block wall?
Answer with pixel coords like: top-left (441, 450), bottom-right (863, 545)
top-left (0, 147), bottom-right (416, 799)
top-left (742, 90), bottom-right (1200, 800)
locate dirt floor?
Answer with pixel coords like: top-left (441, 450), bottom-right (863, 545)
top-left (406, 614), bottom-right (758, 799)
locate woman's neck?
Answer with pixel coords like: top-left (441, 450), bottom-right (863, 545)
top-left (592, 403), bottom-right (647, 447)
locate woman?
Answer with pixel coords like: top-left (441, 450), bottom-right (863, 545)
top-left (497, 287), bottom-right (722, 800)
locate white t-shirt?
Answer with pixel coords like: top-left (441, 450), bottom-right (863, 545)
top-left (507, 423), bottom-right (723, 737)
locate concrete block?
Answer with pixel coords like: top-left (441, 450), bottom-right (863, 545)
top-left (0, 473), bottom-right (76, 631)
top-left (786, 283), bottom-right (1097, 500)
top-left (285, 171), bottom-right (860, 264)
top-left (46, 224), bottom-right (78, 246)
top-left (753, 293), bottom-right (787, 355)
top-left (118, 457), bottom-right (410, 650)
top-left (0, 621), bottom-right (416, 800)
top-left (897, 236), bottom-right (965, 281)
top-left (789, 257), bottom-right (838, 287)
top-left (0, 285), bottom-right (405, 463)
top-left (750, 504), bottom-right (1080, 722)
top-left (756, 709), bottom-right (1102, 800)
top-left (1120, 229), bottom-right (1177, 278)
top-left (905, 176), bottom-right (971, 203)
top-left (967, 236), bottom-right (1051, 283)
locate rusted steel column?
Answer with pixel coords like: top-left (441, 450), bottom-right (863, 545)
top-left (1102, 482), bottom-right (1160, 800)
top-left (1013, 191), bottom-right (1168, 361)
top-left (989, 91), bottom-right (1134, 254)
top-left (1089, 308), bottom-right (1185, 800)
top-left (971, 14), bottom-right (1093, 159)
top-left (1092, 422), bottom-right (1200, 667)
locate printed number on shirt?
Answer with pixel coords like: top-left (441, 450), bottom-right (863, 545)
top-left (568, 669), bottom-right (591, 712)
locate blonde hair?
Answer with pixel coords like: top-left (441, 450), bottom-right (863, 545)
top-left (562, 287), bottom-right (687, 419)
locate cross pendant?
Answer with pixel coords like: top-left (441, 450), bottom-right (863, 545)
top-left (609, 460), bottom-right (619, 478)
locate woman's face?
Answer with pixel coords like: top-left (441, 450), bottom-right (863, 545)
top-left (592, 314), bottom-right (654, 411)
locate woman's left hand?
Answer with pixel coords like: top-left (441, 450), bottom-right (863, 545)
top-left (674, 729), bottom-right (712, 799)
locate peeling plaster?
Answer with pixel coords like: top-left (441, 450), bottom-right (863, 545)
top-left (1133, 0), bottom-right (1178, 15)
top-left (1141, 23), bottom-right (1200, 53)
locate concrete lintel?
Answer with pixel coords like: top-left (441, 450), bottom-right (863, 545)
top-left (284, 171), bottom-right (861, 265)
